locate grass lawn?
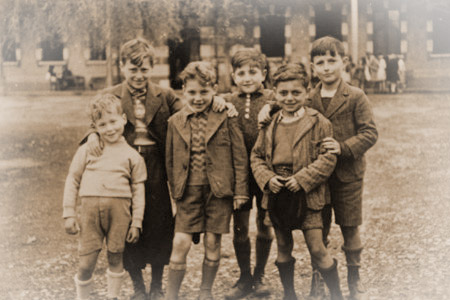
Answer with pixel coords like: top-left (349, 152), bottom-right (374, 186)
top-left (0, 92), bottom-right (449, 299)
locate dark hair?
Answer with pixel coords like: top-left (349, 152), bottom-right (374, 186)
top-left (120, 38), bottom-right (155, 67)
top-left (310, 36), bottom-right (345, 61)
top-left (179, 61), bottom-right (217, 86)
top-left (89, 93), bottom-right (123, 123)
top-left (273, 63), bottom-right (309, 88)
top-left (231, 48), bottom-right (267, 72)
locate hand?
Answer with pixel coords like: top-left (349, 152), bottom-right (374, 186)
top-left (225, 102), bottom-right (239, 117)
top-left (211, 96), bottom-right (227, 112)
top-left (126, 227), bottom-right (140, 243)
top-left (64, 217), bottom-right (79, 235)
top-left (233, 196), bottom-right (248, 210)
top-left (268, 176), bottom-right (285, 194)
top-left (321, 137), bottom-right (341, 155)
top-left (86, 133), bottom-right (103, 157)
top-left (285, 177), bottom-right (302, 193)
top-left (257, 104), bottom-right (273, 129)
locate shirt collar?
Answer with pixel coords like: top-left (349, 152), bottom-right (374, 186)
top-left (238, 85), bottom-right (264, 98)
top-left (276, 107), bottom-right (305, 124)
top-left (182, 104), bottom-right (210, 126)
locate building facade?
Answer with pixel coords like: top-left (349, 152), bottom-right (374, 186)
top-left (2, 0), bottom-right (450, 92)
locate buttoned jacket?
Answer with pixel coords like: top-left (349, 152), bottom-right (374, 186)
top-left (251, 107), bottom-right (337, 210)
top-left (166, 106), bottom-right (249, 201)
top-left (309, 80), bottom-right (378, 182)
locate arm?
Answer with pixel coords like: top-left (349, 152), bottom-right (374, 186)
top-left (341, 93), bottom-right (378, 159)
top-left (250, 130), bottom-right (277, 192)
top-left (165, 120), bottom-right (175, 193)
top-left (167, 88), bottom-right (184, 115)
top-left (228, 117), bottom-right (249, 209)
top-left (127, 182), bottom-right (145, 243)
top-left (292, 119), bottom-right (337, 193)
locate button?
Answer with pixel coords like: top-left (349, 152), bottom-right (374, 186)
top-left (245, 113), bottom-right (250, 119)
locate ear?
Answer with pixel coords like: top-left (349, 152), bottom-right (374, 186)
top-left (231, 72), bottom-right (236, 84)
top-left (262, 68), bottom-right (268, 79)
top-left (342, 56), bottom-right (349, 64)
top-left (310, 62), bottom-right (315, 73)
top-left (213, 84), bottom-right (219, 93)
top-left (121, 113), bottom-right (127, 123)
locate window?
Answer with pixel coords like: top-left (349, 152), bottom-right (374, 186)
top-left (2, 38), bottom-right (17, 62)
top-left (89, 28), bottom-right (106, 60)
top-left (41, 33), bottom-right (64, 61)
top-left (259, 15), bottom-right (285, 57)
top-left (432, 7), bottom-right (450, 54)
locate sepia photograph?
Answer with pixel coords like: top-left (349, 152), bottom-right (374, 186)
top-left (0, 0), bottom-right (449, 299)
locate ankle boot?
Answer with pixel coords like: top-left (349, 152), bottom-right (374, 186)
top-left (253, 237), bottom-right (273, 296)
top-left (165, 262), bottom-right (186, 300)
top-left (199, 258), bottom-right (219, 300)
top-left (318, 259), bottom-right (343, 300)
top-left (308, 263), bottom-right (326, 300)
top-left (275, 258), bottom-right (297, 300)
top-left (343, 246), bottom-right (367, 300)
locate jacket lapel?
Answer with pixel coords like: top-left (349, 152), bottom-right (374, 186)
top-left (265, 113), bottom-right (277, 161)
top-left (118, 84), bottom-right (136, 126)
top-left (205, 111), bottom-right (227, 144)
top-left (172, 108), bottom-right (192, 146)
top-left (324, 80), bottom-right (348, 119)
top-left (144, 82), bottom-right (163, 125)
top-left (292, 108), bottom-right (317, 148)
top-left (309, 85), bottom-right (325, 114)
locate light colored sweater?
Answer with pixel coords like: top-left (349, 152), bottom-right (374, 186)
top-left (63, 137), bottom-right (146, 228)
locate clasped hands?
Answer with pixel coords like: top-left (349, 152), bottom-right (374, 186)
top-left (268, 176), bottom-right (301, 194)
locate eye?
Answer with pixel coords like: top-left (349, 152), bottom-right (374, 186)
top-left (188, 90), bottom-right (196, 96)
top-left (140, 68), bottom-right (149, 72)
top-left (278, 91), bottom-right (288, 97)
top-left (200, 90), bottom-right (209, 95)
top-left (237, 71), bottom-right (245, 77)
top-left (292, 90), bottom-right (302, 96)
top-left (249, 69), bottom-right (257, 75)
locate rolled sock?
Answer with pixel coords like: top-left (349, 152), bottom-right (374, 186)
top-left (74, 273), bottom-right (93, 300)
top-left (107, 269), bottom-right (126, 299)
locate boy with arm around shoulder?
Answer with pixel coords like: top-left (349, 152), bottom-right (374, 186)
top-left (223, 48), bottom-right (275, 299)
top-left (309, 36), bottom-right (378, 300)
top-left (63, 94), bottom-right (146, 300)
top-left (84, 38), bottom-right (236, 300)
top-left (251, 63), bottom-right (343, 300)
top-left (165, 61), bottom-right (249, 300)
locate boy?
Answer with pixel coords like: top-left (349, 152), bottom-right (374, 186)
top-left (308, 36), bottom-right (378, 300)
top-left (84, 38), bottom-right (235, 300)
top-left (164, 61), bottom-right (249, 300)
top-left (223, 48), bottom-right (275, 299)
top-left (63, 94), bottom-right (146, 300)
top-left (251, 63), bottom-right (343, 300)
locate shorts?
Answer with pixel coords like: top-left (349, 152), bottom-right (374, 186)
top-left (268, 189), bottom-right (323, 231)
top-left (175, 185), bottom-right (233, 234)
top-left (329, 175), bottom-right (364, 226)
top-left (78, 197), bottom-right (131, 256)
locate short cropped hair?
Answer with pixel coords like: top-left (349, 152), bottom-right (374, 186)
top-left (120, 38), bottom-right (155, 67)
top-left (310, 36), bottom-right (345, 61)
top-left (231, 48), bottom-right (267, 72)
top-left (179, 61), bottom-right (217, 86)
top-left (89, 93), bottom-right (123, 123)
top-left (273, 63), bottom-right (309, 88)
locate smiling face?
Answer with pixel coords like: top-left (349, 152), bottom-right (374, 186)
top-left (232, 64), bottom-right (267, 94)
top-left (94, 111), bottom-right (127, 145)
top-left (120, 57), bottom-right (152, 90)
top-left (311, 51), bottom-right (347, 89)
top-left (275, 80), bottom-right (307, 116)
top-left (183, 79), bottom-right (216, 113)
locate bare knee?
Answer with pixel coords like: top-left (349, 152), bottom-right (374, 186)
top-left (256, 210), bottom-right (274, 240)
top-left (204, 233), bottom-right (221, 261)
top-left (171, 233), bottom-right (192, 263)
top-left (107, 252), bottom-right (123, 271)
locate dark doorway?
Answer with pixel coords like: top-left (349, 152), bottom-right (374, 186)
top-left (168, 25), bottom-right (200, 89)
top-left (373, 6), bottom-right (401, 55)
top-left (259, 15), bottom-right (285, 57)
top-left (314, 4), bottom-right (343, 40)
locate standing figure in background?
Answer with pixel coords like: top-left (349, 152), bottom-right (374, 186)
top-left (376, 55), bottom-right (387, 93)
top-left (397, 55), bottom-right (406, 93)
top-left (386, 54), bottom-right (399, 93)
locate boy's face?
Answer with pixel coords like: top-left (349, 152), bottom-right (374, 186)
top-left (120, 57), bottom-right (152, 90)
top-left (232, 64), bottom-right (267, 94)
top-left (94, 111), bottom-right (127, 145)
top-left (311, 51), bottom-right (347, 87)
top-left (183, 79), bottom-right (217, 113)
top-left (275, 80), bottom-right (307, 115)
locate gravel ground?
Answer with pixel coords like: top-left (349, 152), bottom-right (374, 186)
top-left (0, 92), bottom-right (449, 300)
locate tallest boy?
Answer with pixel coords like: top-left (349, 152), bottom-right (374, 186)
top-left (85, 38), bottom-right (233, 300)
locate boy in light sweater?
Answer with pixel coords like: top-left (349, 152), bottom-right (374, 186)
top-left (63, 93), bottom-right (146, 300)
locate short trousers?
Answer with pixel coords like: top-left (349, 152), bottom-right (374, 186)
top-left (329, 175), bottom-right (364, 226)
top-left (268, 189), bottom-right (323, 231)
top-left (175, 185), bottom-right (233, 234)
top-left (78, 196), bottom-right (131, 256)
